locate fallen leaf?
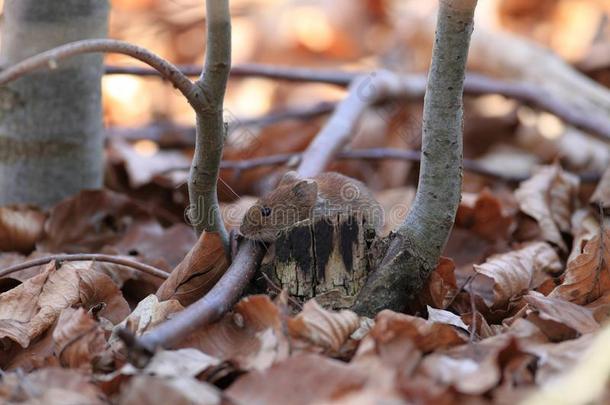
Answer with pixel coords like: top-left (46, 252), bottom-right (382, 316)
top-left (118, 375), bottom-right (222, 405)
top-left (550, 229), bottom-right (610, 304)
top-left (514, 164), bottom-right (579, 251)
top-left (156, 231), bottom-right (229, 306)
top-left (371, 310), bottom-right (468, 353)
top-left (226, 354), bottom-right (368, 405)
top-left (0, 261), bottom-right (129, 348)
top-left (523, 291), bottom-right (599, 340)
top-left (38, 190), bottom-right (155, 253)
top-left (427, 307), bottom-right (469, 331)
top-left (420, 257), bottom-right (459, 309)
top-left (468, 242), bottom-right (562, 308)
top-left (53, 307), bottom-right (107, 372)
top-left (180, 295), bottom-right (287, 371)
top-left (287, 299), bottom-right (360, 353)
top-left (120, 348), bottom-right (221, 378)
top-left (0, 205), bottom-right (46, 253)
top-left (111, 294), bottom-right (184, 341)
top-left (456, 189), bottom-right (514, 241)
top-left (0, 368), bottom-right (106, 404)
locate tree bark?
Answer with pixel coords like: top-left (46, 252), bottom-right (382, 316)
top-left (352, 0), bottom-right (478, 317)
top-left (0, 0), bottom-right (109, 207)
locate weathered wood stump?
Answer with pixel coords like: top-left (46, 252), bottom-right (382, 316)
top-left (258, 213), bottom-right (377, 309)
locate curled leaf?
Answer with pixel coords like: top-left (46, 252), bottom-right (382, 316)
top-left (53, 307), bottom-right (107, 371)
top-left (468, 242), bottom-right (562, 308)
top-left (288, 299), bottom-right (360, 352)
top-left (514, 164), bottom-right (579, 251)
top-left (550, 229), bottom-right (610, 305)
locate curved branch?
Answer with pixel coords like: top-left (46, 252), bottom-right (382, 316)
top-left (138, 239), bottom-right (264, 350)
top-left (0, 39), bottom-right (199, 109)
top-left (0, 253), bottom-right (169, 280)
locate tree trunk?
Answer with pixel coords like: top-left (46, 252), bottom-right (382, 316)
top-left (0, 0), bottom-right (109, 207)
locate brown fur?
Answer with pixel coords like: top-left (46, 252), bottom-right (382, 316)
top-left (240, 171), bottom-right (383, 242)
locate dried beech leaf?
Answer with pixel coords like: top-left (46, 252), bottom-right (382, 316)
top-left (226, 354), bottom-right (368, 405)
top-left (52, 307), bottom-right (107, 371)
top-left (111, 294), bottom-right (184, 341)
top-left (514, 164), bottom-right (579, 251)
top-left (568, 209), bottom-right (600, 263)
top-left (468, 242), bottom-right (562, 308)
top-left (120, 348), bottom-right (221, 378)
top-left (38, 190), bottom-right (154, 253)
top-left (118, 375), bottom-right (221, 405)
top-left (287, 299), bottom-right (360, 352)
top-left (420, 257), bottom-right (458, 309)
top-left (427, 307), bottom-right (468, 330)
top-left (0, 262), bottom-right (129, 348)
top-left (0, 205), bottom-right (46, 253)
top-left (550, 229), bottom-right (610, 304)
top-left (456, 188), bottom-right (514, 241)
top-left (371, 310), bottom-right (468, 353)
top-left (156, 231), bottom-right (229, 306)
top-left (0, 368), bottom-right (106, 404)
top-left (524, 291), bottom-right (599, 340)
top-left (590, 164), bottom-right (610, 212)
top-left (180, 295), bottom-right (287, 371)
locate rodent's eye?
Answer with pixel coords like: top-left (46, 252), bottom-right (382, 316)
top-left (261, 206), bottom-right (272, 217)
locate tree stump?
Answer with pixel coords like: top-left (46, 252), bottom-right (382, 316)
top-left (258, 213), bottom-right (376, 309)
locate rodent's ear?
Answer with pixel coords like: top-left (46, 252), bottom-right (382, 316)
top-left (292, 179), bottom-right (318, 203)
top-left (279, 171), bottom-right (301, 186)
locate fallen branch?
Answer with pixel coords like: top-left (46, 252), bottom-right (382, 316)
top-left (137, 239), bottom-right (264, 350)
top-left (106, 63), bottom-right (610, 141)
top-left (215, 148), bottom-right (600, 184)
top-left (0, 253), bottom-right (169, 280)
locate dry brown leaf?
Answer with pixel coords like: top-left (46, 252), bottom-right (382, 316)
top-left (550, 229), bottom-right (610, 304)
top-left (180, 295), bottom-right (287, 371)
top-left (419, 336), bottom-right (535, 395)
top-left (590, 164), bottom-right (610, 211)
top-left (0, 205), bottom-right (46, 253)
top-left (287, 299), bottom-right (360, 352)
top-left (0, 261), bottom-right (129, 348)
top-left (468, 242), bottom-right (562, 308)
top-left (111, 294), bottom-right (184, 341)
top-left (38, 189), bottom-right (155, 253)
top-left (226, 354), bottom-right (368, 405)
top-left (52, 307), bottom-right (107, 371)
top-left (118, 375), bottom-right (222, 405)
top-left (156, 231), bottom-right (229, 306)
top-left (456, 189), bottom-right (514, 241)
top-left (568, 209), bottom-right (600, 263)
top-left (420, 257), bottom-right (458, 309)
top-left (427, 307), bottom-right (468, 331)
top-left (119, 348), bottom-right (221, 378)
top-left (523, 291), bottom-right (599, 341)
top-left (514, 164), bottom-right (579, 251)
top-left (371, 310), bottom-right (468, 354)
top-left (0, 368), bottom-right (106, 404)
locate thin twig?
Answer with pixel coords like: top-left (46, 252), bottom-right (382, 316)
top-left (0, 253), bottom-right (169, 280)
top-left (0, 39), bottom-right (200, 109)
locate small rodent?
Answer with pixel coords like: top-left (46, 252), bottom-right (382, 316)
top-left (240, 171), bottom-right (383, 242)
